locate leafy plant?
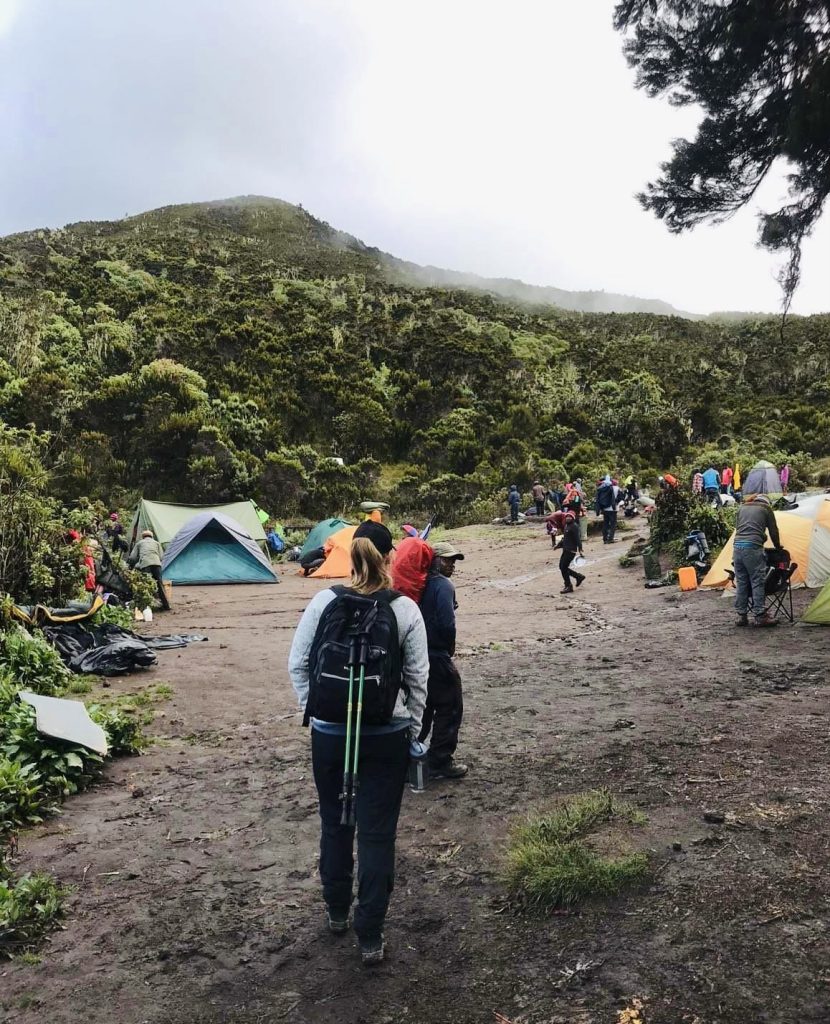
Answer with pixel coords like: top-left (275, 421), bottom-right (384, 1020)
top-left (93, 602), bottom-right (133, 629)
top-left (0, 627), bottom-right (69, 696)
top-left (0, 758), bottom-right (45, 841)
top-left (89, 705), bottom-right (147, 756)
top-left (1, 702), bottom-right (103, 797)
top-left (0, 871), bottom-right (64, 957)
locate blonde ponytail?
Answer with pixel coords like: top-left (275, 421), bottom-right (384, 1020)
top-left (351, 537), bottom-right (392, 594)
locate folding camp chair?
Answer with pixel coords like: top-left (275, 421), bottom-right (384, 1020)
top-left (761, 562), bottom-right (797, 623)
top-left (746, 549), bottom-right (797, 624)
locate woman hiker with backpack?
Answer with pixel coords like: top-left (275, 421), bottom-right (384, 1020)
top-left (288, 521), bottom-right (429, 966)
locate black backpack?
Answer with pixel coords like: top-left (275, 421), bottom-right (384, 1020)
top-left (304, 587), bottom-right (404, 727)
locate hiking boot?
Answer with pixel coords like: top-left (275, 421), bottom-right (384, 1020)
top-left (560, 586), bottom-right (574, 594)
top-left (575, 574), bottom-right (586, 587)
top-left (430, 760), bottom-right (469, 780)
top-left (359, 935), bottom-right (385, 965)
top-left (326, 909), bottom-right (350, 935)
top-left (736, 614), bottom-right (749, 627)
top-left (754, 614), bottom-right (778, 628)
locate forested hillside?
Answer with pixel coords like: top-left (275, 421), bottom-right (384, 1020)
top-left (1, 196), bottom-right (828, 525)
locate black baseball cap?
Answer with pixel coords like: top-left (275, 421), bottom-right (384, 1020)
top-left (354, 520), bottom-right (395, 555)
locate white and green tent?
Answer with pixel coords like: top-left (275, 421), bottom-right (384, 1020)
top-left (129, 499), bottom-right (267, 550)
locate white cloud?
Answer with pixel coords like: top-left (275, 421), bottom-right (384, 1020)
top-left (0, 0), bottom-right (826, 314)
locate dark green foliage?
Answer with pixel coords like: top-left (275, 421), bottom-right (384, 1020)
top-left (0, 628), bottom-right (69, 696)
top-left (0, 198), bottom-right (828, 529)
top-left (1, 702), bottom-right (104, 798)
top-left (615, 0), bottom-right (830, 308)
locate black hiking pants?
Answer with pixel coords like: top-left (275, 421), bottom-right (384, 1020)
top-left (141, 565), bottom-right (170, 610)
top-left (312, 727), bottom-right (409, 943)
top-left (602, 510), bottom-right (617, 543)
top-left (419, 653), bottom-right (463, 768)
top-left (560, 550), bottom-right (582, 588)
top-left (535, 499), bottom-right (545, 516)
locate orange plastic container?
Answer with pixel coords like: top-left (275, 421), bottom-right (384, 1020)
top-left (677, 566), bottom-right (698, 591)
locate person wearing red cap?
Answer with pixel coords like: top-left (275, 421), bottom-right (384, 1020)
top-left (555, 512), bottom-right (585, 594)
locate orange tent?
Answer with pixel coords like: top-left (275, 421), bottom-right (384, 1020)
top-left (310, 526), bottom-right (358, 579)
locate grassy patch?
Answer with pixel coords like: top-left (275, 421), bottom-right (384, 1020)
top-left (65, 677), bottom-right (92, 695)
top-left (505, 789), bottom-right (649, 911)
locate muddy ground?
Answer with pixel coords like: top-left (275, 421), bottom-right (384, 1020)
top-left (3, 519), bottom-right (830, 1024)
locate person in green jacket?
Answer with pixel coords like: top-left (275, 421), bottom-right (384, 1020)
top-left (127, 530), bottom-right (170, 611)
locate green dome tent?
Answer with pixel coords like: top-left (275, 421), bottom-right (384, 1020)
top-left (130, 499), bottom-right (267, 550)
top-left (299, 518), bottom-right (351, 559)
top-left (161, 512), bottom-right (278, 585)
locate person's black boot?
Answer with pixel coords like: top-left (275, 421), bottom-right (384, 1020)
top-left (575, 574), bottom-right (586, 587)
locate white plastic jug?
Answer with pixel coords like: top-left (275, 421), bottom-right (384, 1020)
top-left (142, 607), bottom-right (153, 622)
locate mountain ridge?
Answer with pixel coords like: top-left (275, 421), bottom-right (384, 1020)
top-left (1, 194), bottom-right (758, 320)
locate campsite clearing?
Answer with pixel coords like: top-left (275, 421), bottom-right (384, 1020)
top-left (5, 523), bottom-right (830, 1024)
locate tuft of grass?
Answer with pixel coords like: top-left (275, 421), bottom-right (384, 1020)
top-left (505, 789), bottom-right (649, 911)
top-left (66, 677), bottom-right (92, 695)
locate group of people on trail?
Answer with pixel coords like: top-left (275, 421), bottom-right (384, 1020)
top-left (288, 522), bottom-right (468, 966)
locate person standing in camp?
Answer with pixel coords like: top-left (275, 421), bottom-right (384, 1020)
top-left (546, 508), bottom-right (566, 547)
top-left (127, 529), bottom-right (170, 611)
top-left (595, 476), bottom-right (621, 544)
top-left (105, 512), bottom-right (128, 554)
top-left (733, 495), bottom-right (781, 628)
top-left (288, 522), bottom-right (428, 965)
top-left (702, 465), bottom-right (722, 506)
top-left (508, 485), bottom-right (521, 524)
top-left (692, 469), bottom-right (704, 496)
top-left (531, 481), bottom-right (546, 517)
top-left (418, 542), bottom-right (468, 780)
top-left (564, 481), bottom-right (588, 544)
top-left (555, 511), bottom-right (585, 594)
top-left (722, 465), bottom-right (734, 496)
top-left (780, 463), bottom-right (791, 494)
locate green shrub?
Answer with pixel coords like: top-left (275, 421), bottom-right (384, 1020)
top-left (93, 602), bottom-right (133, 629)
top-left (0, 759), bottom-right (45, 841)
top-left (0, 871), bottom-right (64, 957)
top-left (0, 627), bottom-right (69, 696)
top-left (1, 702), bottom-right (103, 797)
top-left (89, 706), bottom-right (147, 756)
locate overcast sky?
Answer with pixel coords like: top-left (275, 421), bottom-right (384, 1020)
top-left (0, 0), bottom-right (827, 315)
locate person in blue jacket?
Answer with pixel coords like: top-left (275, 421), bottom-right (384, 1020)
top-left (508, 485), bottom-right (521, 524)
top-left (702, 465), bottom-right (722, 506)
top-left (418, 542), bottom-right (468, 779)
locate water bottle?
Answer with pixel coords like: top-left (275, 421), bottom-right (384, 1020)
top-left (408, 741), bottom-right (429, 793)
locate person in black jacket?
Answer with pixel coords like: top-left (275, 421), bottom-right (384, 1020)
top-left (418, 542), bottom-right (468, 780)
top-left (556, 512), bottom-right (585, 594)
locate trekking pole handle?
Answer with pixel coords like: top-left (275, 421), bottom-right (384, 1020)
top-left (357, 635), bottom-right (370, 667)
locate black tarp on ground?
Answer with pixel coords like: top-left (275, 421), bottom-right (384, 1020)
top-left (43, 622), bottom-right (157, 676)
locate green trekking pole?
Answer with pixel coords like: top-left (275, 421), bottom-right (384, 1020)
top-left (347, 664), bottom-right (366, 827)
top-left (347, 632), bottom-right (370, 827)
top-left (340, 639), bottom-right (357, 826)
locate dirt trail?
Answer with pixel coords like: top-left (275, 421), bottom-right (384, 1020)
top-left (4, 521), bottom-right (830, 1024)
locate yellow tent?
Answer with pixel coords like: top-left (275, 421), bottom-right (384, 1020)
top-left (701, 494), bottom-right (830, 590)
